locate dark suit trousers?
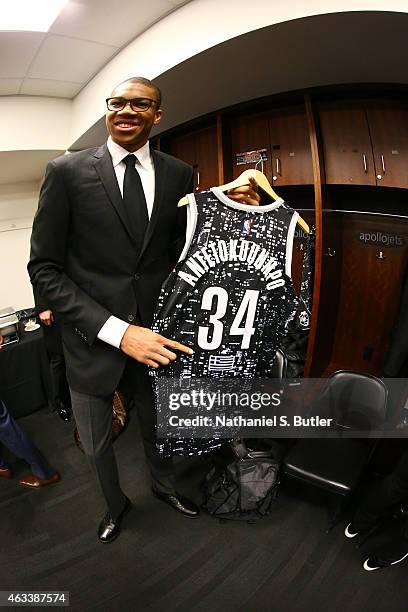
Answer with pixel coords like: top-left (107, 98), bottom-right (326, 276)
top-left (0, 400), bottom-right (55, 478)
top-left (70, 359), bottom-right (175, 520)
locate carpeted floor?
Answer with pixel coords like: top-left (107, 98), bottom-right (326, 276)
top-left (1, 408), bottom-right (407, 611)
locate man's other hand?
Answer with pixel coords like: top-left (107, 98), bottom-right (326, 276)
top-left (226, 177), bottom-right (261, 206)
top-left (39, 309), bottom-right (54, 326)
top-left (120, 325), bottom-right (193, 368)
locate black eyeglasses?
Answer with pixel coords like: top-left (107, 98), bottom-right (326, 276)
top-left (106, 97), bottom-right (158, 112)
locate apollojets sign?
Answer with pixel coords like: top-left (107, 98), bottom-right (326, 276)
top-left (358, 231), bottom-right (405, 247)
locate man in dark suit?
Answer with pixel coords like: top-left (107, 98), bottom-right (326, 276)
top-left (28, 76), bottom-right (259, 543)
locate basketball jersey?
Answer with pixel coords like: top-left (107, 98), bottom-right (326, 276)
top-left (151, 187), bottom-right (302, 455)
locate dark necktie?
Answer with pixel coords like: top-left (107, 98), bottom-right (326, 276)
top-left (122, 154), bottom-right (149, 250)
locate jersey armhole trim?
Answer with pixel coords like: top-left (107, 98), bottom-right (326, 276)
top-left (285, 211), bottom-right (299, 278)
top-left (178, 193), bottom-right (198, 262)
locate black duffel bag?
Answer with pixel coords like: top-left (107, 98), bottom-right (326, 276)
top-left (202, 439), bottom-right (280, 522)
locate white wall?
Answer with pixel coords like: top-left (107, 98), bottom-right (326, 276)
top-left (0, 97), bottom-right (71, 152)
top-left (0, 182), bottom-right (39, 310)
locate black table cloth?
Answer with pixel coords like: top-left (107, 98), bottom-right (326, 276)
top-left (0, 327), bottom-right (52, 418)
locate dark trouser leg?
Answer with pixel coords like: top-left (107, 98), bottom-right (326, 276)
top-left (121, 361), bottom-right (175, 495)
top-left (354, 445), bottom-right (408, 531)
top-left (0, 400), bottom-right (55, 479)
top-left (373, 518), bottom-right (408, 563)
top-left (70, 389), bottom-right (126, 520)
top-left (49, 352), bottom-right (71, 408)
top-left (0, 444), bottom-right (10, 470)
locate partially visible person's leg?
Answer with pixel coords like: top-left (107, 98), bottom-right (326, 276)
top-left (0, 399), bottom-right (56, 480)
top-left (0, 444), bottom-right (11, 478)
top-left (353, 446), bottom-right (408, 533)
top-left (363, 518), bottom-right (408, 570)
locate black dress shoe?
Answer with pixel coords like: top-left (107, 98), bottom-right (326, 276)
top-left (152, 488), bottom-right (200, 518)
top-left (97, 497), bottom-right (132, 544)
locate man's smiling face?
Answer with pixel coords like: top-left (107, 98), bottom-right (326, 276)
top-left (105, 81), bottom-right (162, 152)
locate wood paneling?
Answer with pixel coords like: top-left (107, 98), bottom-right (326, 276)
top-left (318, 101), bottom-right (376, 186)
top-left (229, 106), bottom-right (313, 187)
top-left (162, 123), bottom-right (218, 190)
top-left (303, 94), bottom-right (324, 377)
top-left (367, 101), bottom-right (408, 189)
top-left (194, 125), bottom-right (219, 189)
top-left (311, 207), bottom-right (343, 376)
top-left (216, 113), bottom-right (224, 185)
top-left (229, 110), bottom-right (272, 180)
top-left (320, 213), bottom-right (408, 374)
top-left (164, 131), bottom-right (196, 165)
top-left (269, 106), bottom-right (313, 186)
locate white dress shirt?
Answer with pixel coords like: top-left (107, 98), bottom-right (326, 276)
top-left (106, 136), bottom-right (155, 216)
top-left (97, 137), bottom-right (156, 349)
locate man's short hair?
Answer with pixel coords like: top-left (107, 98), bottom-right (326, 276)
top-left (112, 77), bottom-right (162, 108)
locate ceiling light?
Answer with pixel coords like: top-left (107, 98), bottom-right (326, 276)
top-left (0, 0), bottom-right (69, 32)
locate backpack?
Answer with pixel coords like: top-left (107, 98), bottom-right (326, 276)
top-left (201, 440), bottom-right (280, 522)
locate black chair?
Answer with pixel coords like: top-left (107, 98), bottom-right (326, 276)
top-left (283, 370), bottom-right (388, 530)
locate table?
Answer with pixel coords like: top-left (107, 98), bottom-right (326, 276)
top-left (0, 326), bottom-right (52, 418)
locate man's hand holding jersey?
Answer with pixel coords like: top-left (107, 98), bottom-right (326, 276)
top-left (225, 177), bottom-right (260, 206)
top-left (120, 326), bottom-right (193, 368)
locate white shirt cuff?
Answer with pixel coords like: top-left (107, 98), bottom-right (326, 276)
top-left (97, 316), bottom-right (130, 349)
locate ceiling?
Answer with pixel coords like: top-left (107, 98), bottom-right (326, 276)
top-left (0, 0), bottom-right (190, 98)
top-left (71, 10), bottom-right (408, 150)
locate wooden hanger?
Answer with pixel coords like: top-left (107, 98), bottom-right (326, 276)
top-left (178, 168), bottom-right (310, 233)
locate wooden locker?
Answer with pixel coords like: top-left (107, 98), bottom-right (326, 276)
top-left (367, 100), bottom-right (408, 189)
top-left (322, 213), bottom-right (408, 374)
top-left (229, 111), bottom-right (272, 180)
top-left (318, 101), bottom-right (376, 186)
top-left (269, 106), bottom-right (313, 186)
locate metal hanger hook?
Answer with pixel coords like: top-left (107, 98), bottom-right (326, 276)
top-left (254, 153), bottom-right (264, 174)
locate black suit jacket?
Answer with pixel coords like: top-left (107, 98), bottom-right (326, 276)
top-left (28, 143), bottom-right (193, 395)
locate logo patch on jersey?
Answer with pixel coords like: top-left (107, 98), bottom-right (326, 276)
top-left (209, 355), bottom-right (236, 372)
top-left (241, 216), bottom-right (253, 236)
top-left (299, 310), bottom-right (310, 328)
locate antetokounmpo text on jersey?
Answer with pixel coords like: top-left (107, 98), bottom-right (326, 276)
top-left (178, 239), bottom-right (284, 290)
